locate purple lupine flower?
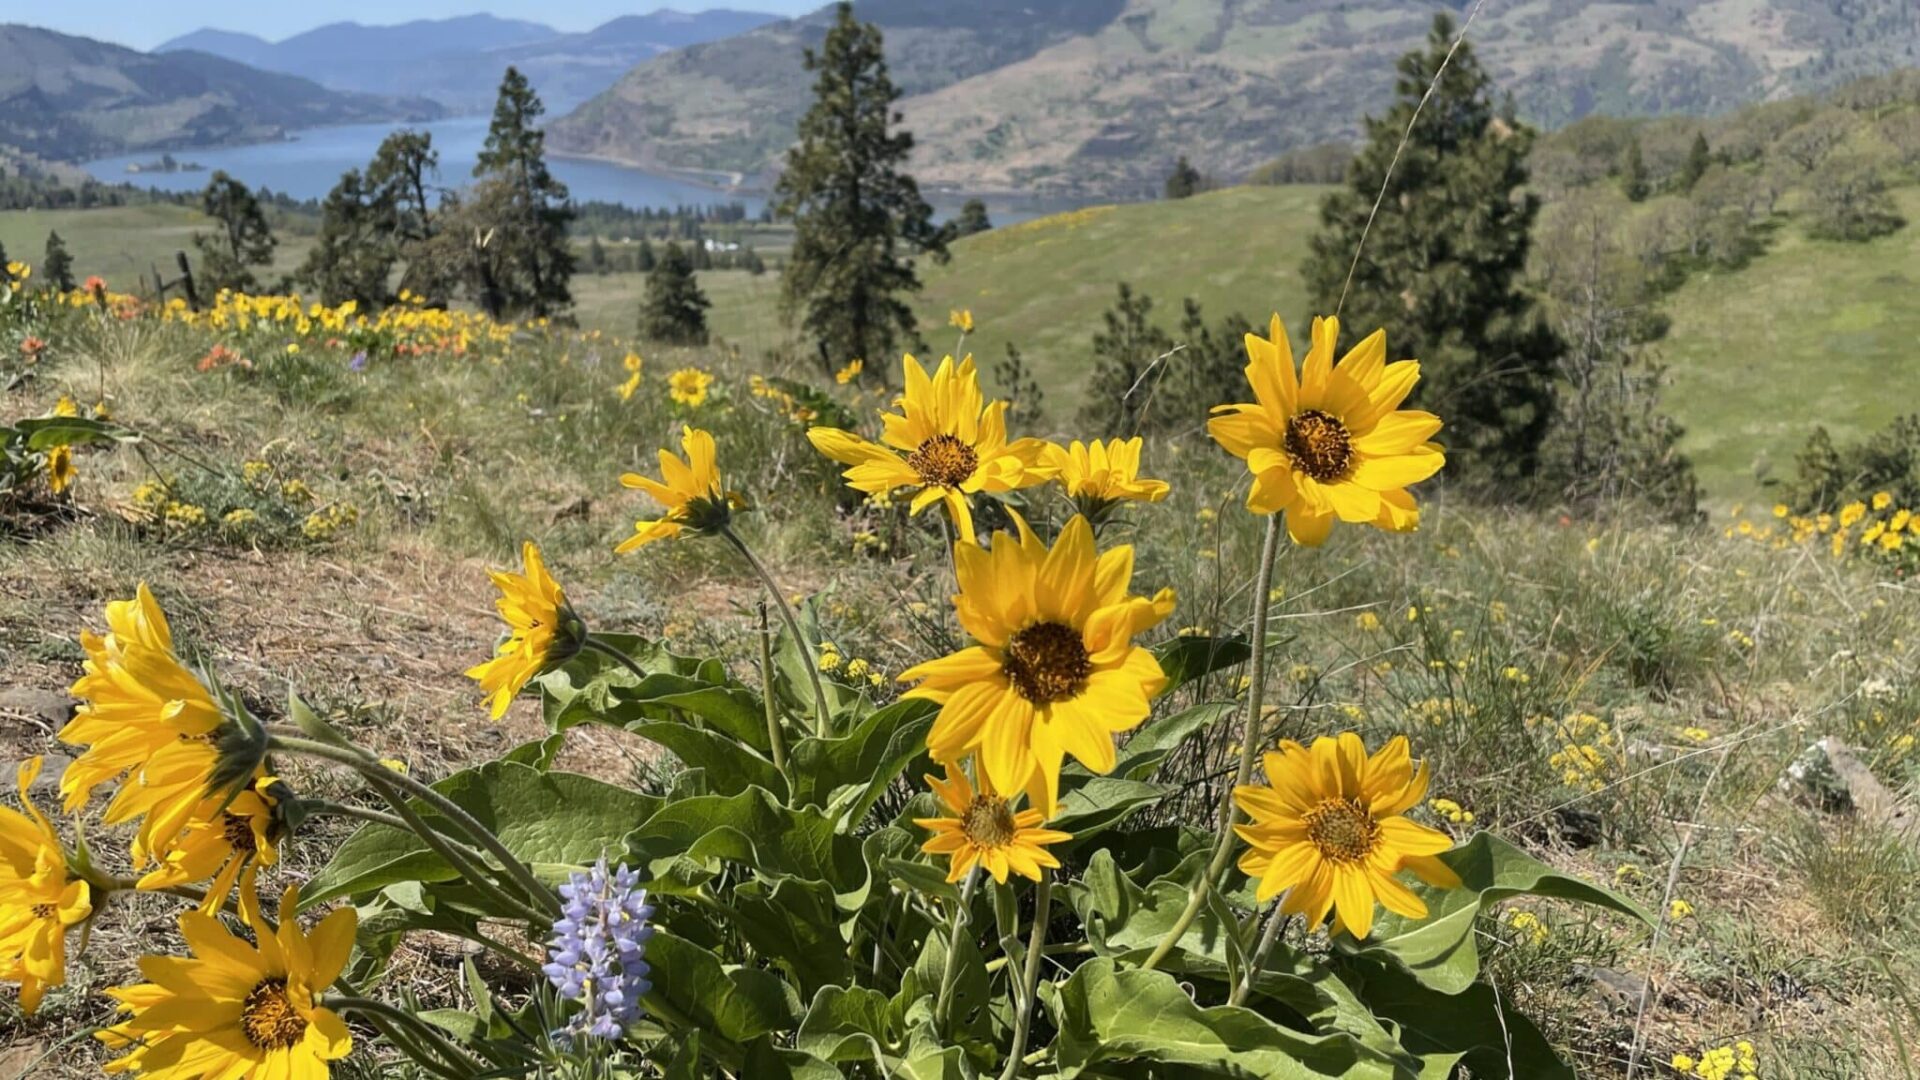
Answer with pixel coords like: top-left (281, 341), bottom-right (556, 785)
top-left (349, 350), bottom-right (368, 372)
top-left (542, 858), bottom-right (656, 1043)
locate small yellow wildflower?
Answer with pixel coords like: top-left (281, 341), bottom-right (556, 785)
top-left (1505, 909), bottom-right (1548, 946)
top-left (623, 351), bottom-right (643, 373)
top-left (1872, 490), bottom-right (1893, 510)
top-left (668, 366), bottom-right (714, 407)
top-left (835, 358), bottom-right (863, 384)
top-left (1669, 898), bottom-right (1695, 920)
top-left (1356, 611), bottom-right (1382, 633)
top-left (948, 309), bottom-right (974, 333)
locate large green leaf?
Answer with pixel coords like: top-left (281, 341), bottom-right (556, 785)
top-left (1071, 849), bottom-right (1242, 966)
top-left (625, 719), bottom-right (786, 799)
top-left (796, 985), bottom-right (896, 1063)
top-left (787, 696), bottom-right (936, 822)
top-left (1339, 957), bottom-right (1573, 1079)
top-left (15, 415), bottom-right (138, 450)
top-left (1052, 777), bottom-right (1168, 841)
top-left (1153, 633), bottom-right (1253, 695)
top-left (646, 928), bottom-right (797, 1044)
top-left (625, 786), bottom-right (871, 909)
top-left (540, 634), bottom-right (769, 749)
top-left (1340, 832), bottom-right (1651, 993)
top-left (1046, 959), bottom-right (1407, 1079)
top-left (1114, 701), bottom-right (1236, 781)
top-left (305, 761), bottom-right (662, 907)
top-left (731, 876), bottom-right (854, 995)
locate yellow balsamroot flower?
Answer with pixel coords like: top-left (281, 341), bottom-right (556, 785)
top-left (1233, 733), bottom-right (1460, 939)
top-left (101, 883), bottom-right (354, 1079)
top-left (807, 353), bottom-right (1054, 542)
top-left (914, 761), bottom-right (1070, 884)
top-left (135, 778), bottom-right (281, 914)
top-left (466, 541), bottom-right (586, 719)
top-left (1045, 437), bottom-right (1170, 509)
top-left (617, 426), bottom-right (737, 553)
top-left (835, 358), bottom-right (864, 385)
top-left (623, 351), bottom-right (643, 373)
top-left (668, 366), bottom-right (714, 407)
top-left (949, 308), bottom-right (975, 333)
top-left (900, 514), bottom-right (1174, 816)
top-left (46, 445), bottom-right (77, 494)
top-left (0, 757), bottom-right (92, 1014)
top-left (1208, 314), bottom-right (1443, 546)
top-left (62, 584), bottom-right (229, 863)
top-left (52, 395), bottom-right (79, 417)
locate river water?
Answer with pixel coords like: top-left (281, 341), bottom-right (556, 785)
top-left (83, 115), bottom-right (1075, 223)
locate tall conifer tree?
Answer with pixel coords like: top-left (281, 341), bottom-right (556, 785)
top-left (775, 2), bottom-right (947, 375)
top-left (1305, 15), bottom-right (1560, 486)
top-left (473, 67), bottom-right (574, 318)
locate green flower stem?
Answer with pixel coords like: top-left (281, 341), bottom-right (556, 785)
top-left (998, 873), bottom-right (1053, 1080)
top-left (359, 767), bottom-right (553, 927)
top-left (755, 602), bottom-right (791, 777)
top-left (582, 634), bottom-right (656, 685)
top-left (1231, 904), bottom-right (1290, 1006)
top-left (268, 732), bottom-right (560, 918)
top-left (327, 995), bottom-right (486, 1079)
top-left (300, 798), bottom-right (412, 834)
top-left (720, 525), bottom-right (830, 736)
top-left (1143, 513), bottom-right (1282, 972)
top-left (933, 869), bottom-right (982, 1035)
top-left (992, 880), bottom-right (1023, 971)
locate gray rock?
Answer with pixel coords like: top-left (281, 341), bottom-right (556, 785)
top-left (0, 687), bottom-right (72, 731)
top-left (1783, 737), bottom-right (1920, 844)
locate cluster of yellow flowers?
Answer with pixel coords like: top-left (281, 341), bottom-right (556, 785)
top-left (818, 641), bottom-right (887, 689)
top-left (302, 503), bottom-right (362, 540)
top-left (162, 289), bottom-right (516, 359)
top-left (1672, 1039), bottom-right (1761, 1079)
top-left (1429, 797), bottom-right (1475, 824)
top-left (1542, 711), bottom-right (1619, 791)
top-left (1504, 908), bottom-right (1548, 945)
top-left (1727, 494), bottom-right (1914, 564)
top-left (748, 373), bottom-right (818, 423)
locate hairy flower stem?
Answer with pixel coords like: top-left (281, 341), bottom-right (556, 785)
top-left (1232, 905), bottom-right (1291, 1006)
top-left (1143, 514), bottom-right (1283, 972)
top-left (721, 526), bottom-right (830, 736)
top-left (756, 603), bottom-right (791, 777)
top-left (269, 732), bottom-right (560, 917)
top-left (933, 870), bottom-right (982, 1035)
top-left (360, 768), bottom-right (552, 926)
top-left (583, 634), bottom-right (656, 684)
top-left (329, 995), bottom-right (486, 1079)
top-left (998, 873), bottom-right (1053, 1080)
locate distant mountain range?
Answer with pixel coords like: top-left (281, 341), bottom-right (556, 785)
top-left (0, 24), bottom-right (443, 163)
top-left (548, 0), bottom-right (1920, 196)
top-left (155, 10), bottom-right (782, 115)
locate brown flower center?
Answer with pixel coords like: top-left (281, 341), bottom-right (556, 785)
top-left (1002, 621), bottom-right (1092, 704)
top-left (1285, 409), bottom-right (1354, 483)
top-left (31, 903), bottom-right (56, 919)
top-left (961, 795), bottom-right (1018, 849)
top-left (241, 978), bottom-right (309, 1049)
top-left (1304, 798), bottom-right (1381, 863)
top-left (222, 812), bottom-right (258, 854)
top-left (908, 434), bottom-right (979, 488)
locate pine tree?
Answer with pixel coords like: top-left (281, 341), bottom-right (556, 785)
top-left (1304, 15), bottom-right (1560, 487)
top-left (473, 67), bottom-right (575, 318)
top-left (1621, 137), bottom-right (1649, 202)
top-left (1679, 132), bottom-right (1712, 192)
top-left (1164, 156), bottom-right (1202, 200)
top-left (0, 239), bottom-right (10, 270)
top-left (637, 243), bottom-right (711, 346)
top-left (42, 231), bottom-right (75, 291)
top-left (194, 171), bottom-right (276, 293)
top-left (954, 198), bottom-right (993, 237)
top-left (1079, 284), bottom-right (1173, 434)
top-left (636, 237), bottom-right (656, 272)
top-left (588, 235), bottom-right (608, 275)
top-left (366, 129), bottom-right (445, 301)
top-left (775, 1), bottom-right (947, 376)
top-left (299, 169), bottom-right (397, 308)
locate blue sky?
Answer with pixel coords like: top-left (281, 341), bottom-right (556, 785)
top-left (32, 3), bottom-right (816, 51)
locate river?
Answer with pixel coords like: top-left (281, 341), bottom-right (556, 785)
top-left (83, 116), bottom-right (1078, 223)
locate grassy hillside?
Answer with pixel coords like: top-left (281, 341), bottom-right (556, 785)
top-left (2, 276), bottom-right (1917, 1078)
top-left (0, 204), bottom-right (313, 288)
top-left (1657, 187), bottom-right (1920, 496)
